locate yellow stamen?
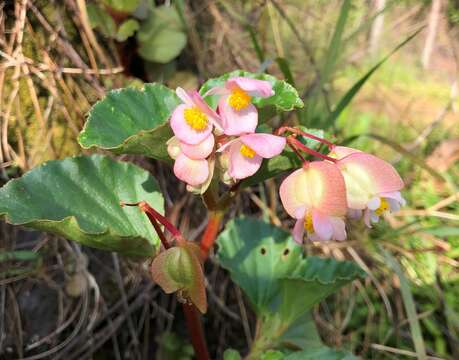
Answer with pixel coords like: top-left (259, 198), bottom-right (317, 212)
top-left (375, 198), bottom-right (390, 216)
top-left (303, 212), bottom-right (314, 233)
top-left (228, 88), bottom-right (251, 110)
top-left (240, 144), bottom-right (256, 158)
top-left (184, 106), bottom-right (208, 131)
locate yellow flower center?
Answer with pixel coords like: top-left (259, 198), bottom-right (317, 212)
top-left (240, 144), bottom-right (256, 158)
top-left (228, 88), bottom-right (252, 110)
top-left (374, 198), bottom-right (390, 216)
top-left (184, 106), bottom-right (208, 131)
top-left (303, 212), bottom-right (314, 233)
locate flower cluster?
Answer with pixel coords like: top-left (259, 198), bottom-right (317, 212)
top-left (279, 130), bottom-right (405, 244)
top-left (167, 77), bottom-right (286, 192)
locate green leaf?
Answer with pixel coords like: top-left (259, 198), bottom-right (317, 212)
top-left (279, 256), bottom-right (366, 323)
top-left (278, 313), bottom-right (322, 350)
top-left (285, 346), bottom-right (357, 360)
top-left (87, 3), bottom-right (117, 37)
top-left (216, 218), bottom-right (365, 315)
top-left (223, 349), bottom-right (242, 360)
top-left (79, 83), bottom-right (180, 161)
top-left (261, 350), bottom-right (285, 360)
top-left (0, 155), bottom-right (164, 257)
top-left (217, 217), bottom-right (303, 314)
top-left (116, 19), bottom-right (140, 41)
top-left (199, 70), bottom-right (304, 112)
top-left (137, 5), bottom-right (187, 63)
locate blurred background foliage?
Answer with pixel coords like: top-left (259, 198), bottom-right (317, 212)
top-left (1, 0), bottom-right (459, 359)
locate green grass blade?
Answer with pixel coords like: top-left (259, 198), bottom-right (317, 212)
top-left (381, 248), bottom-right (427, 360)
top-left (275, 57), bottom-right (295, 86)
top-left (246, 24), bottom-right (265, 63)
top-left (326, 28), bottom-right (423, 126)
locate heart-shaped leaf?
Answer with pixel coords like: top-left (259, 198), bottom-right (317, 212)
top-left (199, 70), bottom-right (304, 111)
top-left (217, 217), bottom-right (302, 314)
top-left (217, 218), bottom-right (365, 356)
top-left (0, 155), bottom-right (164, 257)
top-left (79, 83), bottom-right (180, 161)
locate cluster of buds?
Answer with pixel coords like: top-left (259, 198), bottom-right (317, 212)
top-left (278, 127), bottom-right (405, 244)
top-left (167, 77), bottom-right (286, 193)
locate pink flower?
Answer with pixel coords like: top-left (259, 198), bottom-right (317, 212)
top-left (333, 147), bottom-right (405, 227)
top-left (279, 161), bottom-right (348, 243)
top-left (167, 135), bottom-right (215, 187)
top-left (217, 133), bottom-right (285, 180)
top-left (170, 88), bottom-right (223, 145)
top-left (206, 77), bottom-right (274, 136)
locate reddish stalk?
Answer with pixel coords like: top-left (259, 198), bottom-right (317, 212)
top-left (200, 211), bottom-right (223, 259)
top-left (278, 126), bottom-right (335, 148)
top-left (121, 201), bottom-right (210, 360)
top-left (288, 137), bottom-right (337, 163)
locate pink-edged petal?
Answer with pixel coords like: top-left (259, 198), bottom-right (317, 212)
top-left (312, 211), bottom-right (334, 241)
top-left (337, 153), bottom-right (404, 209)
top-left (367, 197), bottom-right (381, 210)
top-left (218, 96), bottom-right (258, 135)
top-left (240, 133), bottom-right (286, 158)
top-left (170, 104), bottom-right (212, 145)
top-left (293, 219), bottom-right (305, 244)
top-left (180, 134), bottom-right (214, 160)
top-left (330, 217), bottom-right (346, 241)
top-left (381, 191), bottom-right (406, 206)
top-left (226, 77), bottom-right (274, 98)
top-left (216, 138), bottom-right (239, 153)
top-left (173, 153), bottom-right (209, 186)
top-left (227, 141), bottom-right (263, 180)
top-left (176, 87), bottom-right (194, 106)
top-left (189, 91), bottom-right (223, 130)
top-left (202, 86), bottom-right (229, 97)
top-left (329, 146), bottom-right (361, 159)
top-left (279, 161), bottom-right (347, 219)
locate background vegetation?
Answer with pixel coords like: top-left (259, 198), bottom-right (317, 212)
top-left (1, 0), bottom-right (458, 359)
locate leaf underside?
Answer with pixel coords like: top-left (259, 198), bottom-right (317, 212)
top-left (0, 155), bottom-right (164, 257)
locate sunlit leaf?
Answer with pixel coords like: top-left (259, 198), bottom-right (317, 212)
top-left (0, 155), bottom-right (164, 257)
top-left (116, 19), bottom-right (140, 41)
top-left (79, 83), bottom-right (180, 161)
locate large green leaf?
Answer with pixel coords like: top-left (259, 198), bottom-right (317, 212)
top-left (137, 5), bottom-right (187, 63)
top-left (79, 83), bottom-right (180, 161)
top-left (199, 70), bottom-right (304, 111)
top-left (0, 155), bottom-right (163, 257)
top-left (217, 217), bottom-right (303, 314)
top-left (217, 218), bottom-right (365, 356)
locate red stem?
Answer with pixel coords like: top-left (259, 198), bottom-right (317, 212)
top-left (200, 211), bottom-right (223, 259)
top-left (288, 137), bottom-right (337, 163)
top-left (278, 126), bottom-right (334, 148)
top-left (182, 304), bottom-right (210, 360)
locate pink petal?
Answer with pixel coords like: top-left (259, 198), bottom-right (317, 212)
top-left (367, 197), bottom-right (381, 210)
top-left (329, 146), bottom-right (360, 159)
top-left (226, 77), bottom-right (274, 97)
top-left (227, 141), bottom-right (263, 180)
top-left (189, 91), bottom-right (223, 130)
top-left (279, 161), bottom-right (347, 219)
top-left (173, 153), bottom-right (209, 186)
top-left (312, 211), bottom-right (334, 241)
top-left (240, 133), bottom-right (286, 158)
top-left (180, 134), bottom-right (214, 160)
top-left (176, 87), bottom-right (194, 106)
top-left (170, 104), bottom-right (212, 145)
top-left (218, 96), bottom-right (258, 136)
top-left (330, 217), bottom-right (346, 241)
top-left (167, 136), bottom-right (181, 160)
top-left (202, 86), bottom-right (229, 97)
top-left (292, 219), bottom-right (305, 244)
top-left (337, 153), bottom-right (404, 209)
top-left (216, 138), bottom-right (239, 153)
